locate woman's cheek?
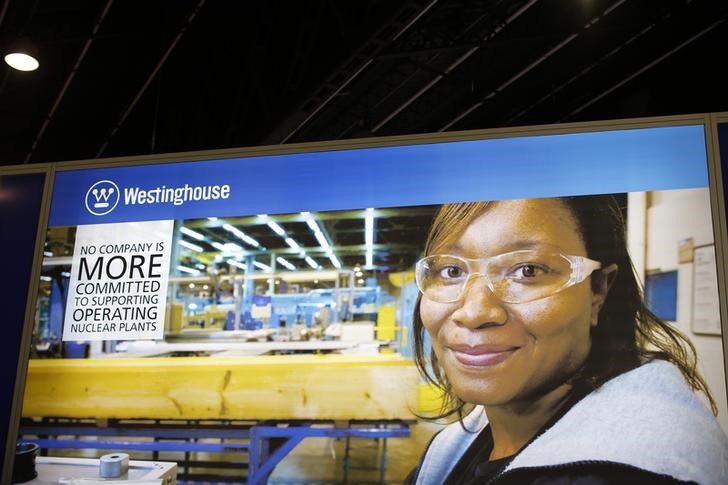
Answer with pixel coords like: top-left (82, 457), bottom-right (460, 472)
top-left (419, 298), bottom-right (451, 336)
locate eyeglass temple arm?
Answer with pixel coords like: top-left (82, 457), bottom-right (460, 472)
top-left (568, 256), bottom-right (602, 285)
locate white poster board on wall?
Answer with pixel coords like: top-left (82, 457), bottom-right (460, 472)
top-left (692, 244), bottom-right (722, 335)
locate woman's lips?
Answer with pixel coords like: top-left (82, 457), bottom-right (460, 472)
top-left (449, 344), bottom-right (519, 367)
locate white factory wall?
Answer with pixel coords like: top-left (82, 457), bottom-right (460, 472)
top-left (628, 188), bottom-right (728, 433)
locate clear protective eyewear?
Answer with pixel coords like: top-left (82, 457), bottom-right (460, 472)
top-left (415, 250), bottom-right (602, 304)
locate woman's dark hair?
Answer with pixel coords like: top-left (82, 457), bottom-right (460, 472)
top-left (413, 194), bottom-right (717, 422)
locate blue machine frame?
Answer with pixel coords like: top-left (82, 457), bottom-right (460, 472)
top-left (19, 419), bottom-right (411, 484)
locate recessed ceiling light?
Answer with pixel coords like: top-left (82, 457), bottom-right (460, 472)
top-left (4, 52), bottom-right (39, 72)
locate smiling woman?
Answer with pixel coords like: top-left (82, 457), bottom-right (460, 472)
top-left (407, 195), bottom-right (728, 485)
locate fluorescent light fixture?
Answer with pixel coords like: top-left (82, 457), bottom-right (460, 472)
top-left (228, 259), bottom-right (247, 270)
top-left (195, 263), bottom-right (206, 270)
top-left (267, 221), bottom-right (286, 236)
top-left (305, 218), bottom-right (319, 232)
top-left (61, 271), bottom-right (71, 278)
top-left (305, 256), bottom-right (320, 269)
top-left (257, 214), bottom-right (268, 218)
top-left (180, 226), bottom-right (205, 240)
top-left (285, 237), bottom-right (301, 251)
top-left (43, 251), bottom-right (53, 257)
top-left (276, 256), bottom-right (296, 271)
top-left (208, 217), bottom-right (218, 221)
top-left (177, 265), bottom-right (200, 275)
top-left (254, 261), bottom-right (272, 272)
top-left (329, 254), bottom-right (342, 269)
top-left (211, 242), bottom-right (225, 251)
top-left (365, 208), bottom-right (374, 247)
top-left (365, 208), bottom-right (374, 268)
top-left (179, 240), bottom-right (204, 252)
top-left (313, 230), bottom-right (330, 250)
top-left (222, 242), bottom-right (244, 253)
top-left (4, 52), bottom-right (39, 71)
top-left (222, 223), bottom-right (260, 248)
top-left (40, 275), bottom-right (52, 282)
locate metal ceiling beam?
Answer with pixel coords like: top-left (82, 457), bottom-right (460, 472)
top-left (264, 0), bottom-right (440, 144)
top-left (370, 0), bottom-right (540, 134)
top-left (95, 0), bottom-right (207, 158)
top-left (22, 0), bottom-right (115, 163)
top-left (564, 17), bottom-right (726, 120)
top-left (438, 0), bottom-right (629, 132)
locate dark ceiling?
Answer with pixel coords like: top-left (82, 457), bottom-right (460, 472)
top-left (1, 0), bottom-right (727, 167)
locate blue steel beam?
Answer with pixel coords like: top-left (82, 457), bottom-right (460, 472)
top-left (254, 426), bottom-right (410, 439)
top-left (28, 439), bottom-right (249, 453)
top-left (20, 426), bottom-right (249, 439)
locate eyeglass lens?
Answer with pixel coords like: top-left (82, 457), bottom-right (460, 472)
top-left (416, 251), bottom-right (575, 303)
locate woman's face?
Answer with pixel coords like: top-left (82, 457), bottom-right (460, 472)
top-left (420, 198), bottom-right (608, 407)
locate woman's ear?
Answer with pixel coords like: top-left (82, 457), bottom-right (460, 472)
top-left (591, 264), bottom-right (618, 327)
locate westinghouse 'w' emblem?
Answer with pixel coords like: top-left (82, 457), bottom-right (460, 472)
top-left (85, 180), bottom-right (120, 216)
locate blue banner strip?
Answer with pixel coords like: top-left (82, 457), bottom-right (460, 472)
top-left (49, 125), bottom-right (709, 226)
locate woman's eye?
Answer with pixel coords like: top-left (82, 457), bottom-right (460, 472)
top-left (438, 265), bottom-right (466, 279)
top-left (510, 264), bottom-right (548, 280)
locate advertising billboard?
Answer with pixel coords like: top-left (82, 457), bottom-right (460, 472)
top-left (6, 116), bottom-right (728, 483)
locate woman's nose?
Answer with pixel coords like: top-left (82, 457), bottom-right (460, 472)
top-left (451, 275), bottom-right (508, 329)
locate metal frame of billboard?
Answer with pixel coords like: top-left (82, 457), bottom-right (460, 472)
top-left (3, 112), bottom-right (728, 482)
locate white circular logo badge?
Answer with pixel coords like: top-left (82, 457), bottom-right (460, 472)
top-left (85, 180), bottom-right (120, 216)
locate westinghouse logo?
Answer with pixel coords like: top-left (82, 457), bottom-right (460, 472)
top-left (84, 179), bottom-right (231, 216)
top-left (85, 180), bottom-right (120, 216)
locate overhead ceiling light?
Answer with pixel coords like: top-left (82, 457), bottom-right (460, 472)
top-left (329, 254), bottom-right (342, 269)
top-left (179, 240), bottom-right (204, 252)
top-left (212, 242), bottom-right (244, 254)
top-left (276, 256), bottom-right (296, 271)
top-left (177, 265), bottom-right (200, 275)
top-left (222, 223), bottom-right (260, 248)
top-left (364, 208), bottom-right (374, 247)
top-left (180, 226), bottom-right (205, 240)
top-left (4, 51), bottom-right (38, 72)
top-left (305, 256), bottom-right (320, 270)
top-left (228, 259), bottom-right (247, 270)
top-left (267, 221), bottom-right (286, 236)
top-left (253, 261), bottom-right (272, 272)
top-left (285, 237), bottom-right (301, 251)
top-left (4, 38), bottom-right (39, 71)
top-left (365, 208), bottom-right (375, 268)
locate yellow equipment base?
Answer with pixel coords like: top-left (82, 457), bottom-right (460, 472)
top-left (22, 354), bottom-right (419, 421)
